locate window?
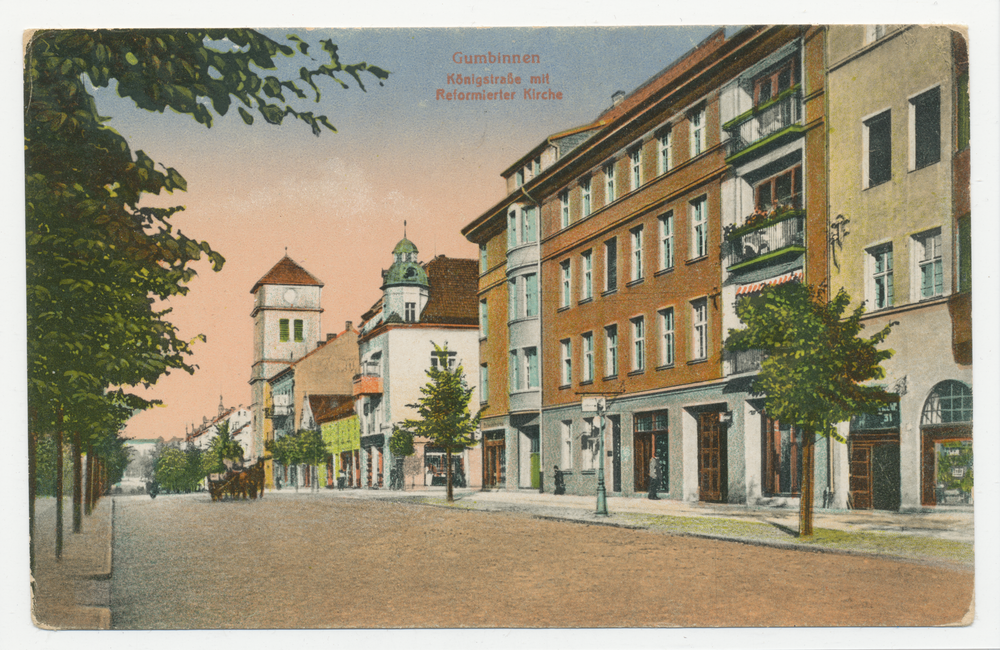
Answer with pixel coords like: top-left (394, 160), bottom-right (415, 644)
top-left (480, 364), bottom-right (489, 403)
top-left (865, 25), bottom-right (888, 44)
top-left (870, 245), bottom-right (894, 310)
top-left (604, 238), bottom-right (618, 292)
top-left (914, 229), bottom-right (943, 300)
top-left (560, 421), bottom-right (573, 470)
top-left (431, 349), bottom-right (457, 370)
top-left (604, 162), bottom-right (616, 203)
top-left (690, 108), bottom-right (706, 157)
top-left (479, 244), bottom-right (487, 272)
top-left (755, 166), bottom-right (802, 213)
top-left (629, 148), bottom-right (642, 191)
top-left (690, 197), bottom-right (707, 258)
top-left (509, 350), bottom-right (520, 390)
top-left (580, 250), bottom-right (593, 301)
top-left (479, 299), bottom-right (488, 338)
top-left (581, 178), bottom-right (592, 217)
top-left (630, 226), bottom-right (644, 282)
top-left (754, 57), bottom-right (797, 107)
top-left (605, 325), bottom-right (619, 377)
top-left (659, 308), bottom-right (675, 367)
top-left (921, 380), bottom-right (973, 424)
top-left (279, 318), bottom-right (289, 342)
top-left (762, 417), bottom-right (803, 496)
top-left (508, 278), bottom-right (519, 318)
top-left (631, 316), bottom-right (645, 372)
top-left (516, 169), bottom-right (524, 187)
top-left (294, 319), bottom-right (304, 342)
top-left (658, 212), bottom-right (674, 270)
top-left (524, 273), bottom-right (539, 317)
top-left (507, 210), bottom-right (517, 248)
top-left (692, 300), bottom-right (708, 360)
top-left (559, 190), bottom-right (570, 229)
top-left (581, 418), bottom-right (599, 471)
top-left (525, 347), bottom-right (539, 389)
top-left (865, 111), bottom-right (892, 188)
top-left (957, 73), bottom-right (970, 151)
top-left (404, 303), bottom-right (416, 322)
top-left (581, 332), bottom-right (594, 383)
top-left (533, 156), bottom-right (541, 176)
top-left (522, 206), bottom-right (537, 243)
top-left (560, 339), bottom-right (572, 386)
top-left (658, 129), bottom-right (672, 175)
top-left (560, 260), bottom-right (572, 308)
top-left (910, 86), bottom-right (941, 170)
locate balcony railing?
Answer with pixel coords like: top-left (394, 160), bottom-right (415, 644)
top-left (724, 90), bottom-right (802, 158)
top-left (352, 372), bottom-right (383, 397)
top-left (725, 348), bottom-right (765, 376)
top-left (723, 213), bottom-right (805, 270)
top-left (265, 405), bottom-right (292, 418)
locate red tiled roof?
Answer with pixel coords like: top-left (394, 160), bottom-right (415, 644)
top-left (421, 256), bottom-right (479, 326)
top-left (250, 256), bottom-right (324, 294)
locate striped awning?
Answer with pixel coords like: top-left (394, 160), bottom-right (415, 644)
top-left (736, 269), bottom-right (803, 296)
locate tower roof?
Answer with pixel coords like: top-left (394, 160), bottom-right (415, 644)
top-left (392, 237), bottom-right (418, 255)
top-left (250, 256), bottom-right (324, 294)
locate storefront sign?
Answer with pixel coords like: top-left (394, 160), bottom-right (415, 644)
top-left (850, 401), bottom-right (900, 431)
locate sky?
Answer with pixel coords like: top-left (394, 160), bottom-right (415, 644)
top-left (7, 2), bottom-right (1000, 649)
top-left (100, 26), bottom-right (728, 440)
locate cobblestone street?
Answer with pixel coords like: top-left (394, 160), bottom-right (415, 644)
top-left (110, 492), bottom-right (973, 629)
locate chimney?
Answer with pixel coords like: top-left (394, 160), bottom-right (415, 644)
top-left (612, 90), bottom-right (626, 106)
top-left (327, 332), bottom-right (337, 341)
top-left (346, 321), bottom-right (353, 331)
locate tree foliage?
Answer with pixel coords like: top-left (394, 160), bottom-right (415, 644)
top-left (399, 344), bottom-right (480, 502)
top-left (388, 426), bottom-right (415, 458)
top-left (25, 29), bottom-right (387, 522)
top-left (727, 284), bottom-right (895, 438)
top-left (206, 421), bottom-right (244, 474)
top-left (726, 283), bottom-right (895, 535)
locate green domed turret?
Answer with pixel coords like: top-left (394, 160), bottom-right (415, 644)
top-left (382, 237), bottom-right (429, 288)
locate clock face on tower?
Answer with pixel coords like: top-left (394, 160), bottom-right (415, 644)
top-left (282, 288), bottom-right (297, 305)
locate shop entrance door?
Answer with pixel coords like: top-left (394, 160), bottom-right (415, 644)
top-left (527, 428), bottom-right (540, 489)
top-left (698, 412), bottom-right (727, 502)
top-left (483, 432), bottom-right (505, 489)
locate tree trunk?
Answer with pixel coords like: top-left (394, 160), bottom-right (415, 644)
top-left (799, 428), bottom-right (816, 537)
top-left (72, 431), bottom-right (82, 533)
top-left (28, 428), bottom-right (37, 573)
top-left (55, 411), bottom-right (64, 560)
top-left (445, 449), bottom-right (454, 503)
top-left (84, 447), bottom-right (94, 516)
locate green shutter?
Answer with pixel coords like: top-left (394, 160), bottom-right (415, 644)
top-left (294, 319), bottom-right (304, 342)
top-left (279, 319), bottom-right (289, 342)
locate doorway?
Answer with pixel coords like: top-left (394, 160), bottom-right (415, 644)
top-left (698, 411), bottom-right (727, 502)
top-left (483, 430), bottom-right (505, 489)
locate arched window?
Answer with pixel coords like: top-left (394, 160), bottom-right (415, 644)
top-left (921, 380), bottom-right (972, 425)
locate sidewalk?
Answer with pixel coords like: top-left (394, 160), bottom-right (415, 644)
top-left (30, 497), bottom-right (114, 630)
top-left (317, 486), bottom-right (975, 568)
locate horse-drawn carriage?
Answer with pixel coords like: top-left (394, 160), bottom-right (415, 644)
top-left (208, 458), bottom-right (266, 501)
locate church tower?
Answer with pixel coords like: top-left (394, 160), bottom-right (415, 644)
top-left (248, 255), bottom-right (324, 459)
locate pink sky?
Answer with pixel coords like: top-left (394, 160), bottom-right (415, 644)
top-left (110, 27), bottom-right (722, 440)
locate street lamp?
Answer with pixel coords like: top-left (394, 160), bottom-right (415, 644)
top-left (582, 396), bottom-right (609, 516)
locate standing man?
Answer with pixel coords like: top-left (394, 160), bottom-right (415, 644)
top-left (648, 454), bottom-right (660, 500)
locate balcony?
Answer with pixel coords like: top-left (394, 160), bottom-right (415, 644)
top-left (353, 360), bottom-right (383, 396)
top-left (264, 405), bottom-right (292, 419)
top-left (723, 88), bottom-right (803, 163)
top-left (725, 348), bottom-right (765, 376)
top-left (723, 211), bottom-right (805, 272)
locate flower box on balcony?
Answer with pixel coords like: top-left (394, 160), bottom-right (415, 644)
top-left (725, 208), bottom-right (805, 242)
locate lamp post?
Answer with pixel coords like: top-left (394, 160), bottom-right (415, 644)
top-left (582, 396), bottom-right (609, 516)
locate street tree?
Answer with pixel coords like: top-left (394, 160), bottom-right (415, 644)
top-left (206, 421), bottom-right (244, 474)
top-left (155, 447), bottom-right (192, 493)
top-left (399, 345), bottom-right (481, 503)
top-left (25, 29), bottom-right (388, 555)
top-left (265, 435), bottom-right (299, 491)
top-left (388, 426), bottom-right (415, 491)
top-left (295, 429), bottom-right (328, 491)
top-left (725, 283), bottom-right (895, 536)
